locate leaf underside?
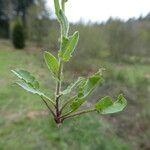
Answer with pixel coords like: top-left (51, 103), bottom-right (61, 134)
top-left (61, 77), bottom-right (84, 95)
top-left (12, 69), bottom-right (44, 96)
top-left (95, 94), bottom-right (127, 114)
top-left (16, 80), bottom-right (44, 96)
top-left (12, 69), bottom-right (39, 89)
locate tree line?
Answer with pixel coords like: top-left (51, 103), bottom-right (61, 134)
top-left (0, 0), bottom-right (150, 60)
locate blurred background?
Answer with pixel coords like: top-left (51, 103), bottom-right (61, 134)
top-left (0, 0), bottom-right (150, 150)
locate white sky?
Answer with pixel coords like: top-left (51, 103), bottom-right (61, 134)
top-left (47, 0), bottom-right (150, 23)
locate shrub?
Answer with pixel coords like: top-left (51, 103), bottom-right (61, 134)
top-left (12, 19), bottom-right (25, 49)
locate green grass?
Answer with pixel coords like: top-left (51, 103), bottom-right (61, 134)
top-left (0, 114), bottom-right (130, 150)
top-left (0, 41), bottom-right (149, 150)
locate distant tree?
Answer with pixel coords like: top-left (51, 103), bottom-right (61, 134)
top-left (0, 0), bottom-right (34, 25)
top-left (26, 0), bottom-right (51, 46)
top-left (0, 0), bottom-right (34, 38)
top-left (0, 0), bottom-right (9, 38)
top-left (105, 18), bottom-right (135, 60)
top-left (12, 0), bottom-right (34, 26)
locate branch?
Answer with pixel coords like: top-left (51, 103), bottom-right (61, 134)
top-left (61, 108), bottom-right (97, 120)
top-left (42, 94), bottom-right (56, 107)
top-left (55, 61), bottom-right (63, 116)
top-left (55, 0), bottom-right (66, 117)
top-left (41, 97), bottom-right (56, 117)
top-left (60, 96), bottom-right (76, 113)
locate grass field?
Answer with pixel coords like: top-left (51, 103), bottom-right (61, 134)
top-left (0, 40), bottom-right (149, 150)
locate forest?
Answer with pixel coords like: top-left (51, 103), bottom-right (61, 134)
top-left (0, 0), bottom-right (150, 150)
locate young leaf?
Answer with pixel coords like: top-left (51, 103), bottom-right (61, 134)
top-left (61, 77), bottom-right (84, 95)
top-left (68, 71), bottom-right (103, 112)
top-left (78, 71), bottom-right (103, 99)
top-left (61, 36), bottom-right (69, 52)
top-left (44, 51), bottom-right (59, 78)
top-left (66, 70), bottom-right (103, 112)
top-left (16, 81), bottom-right (44, 96)
top-left (12, 69), bottom-right (39, 89)
top-left (59, 31), bottom-right (79, 62)
top-left (70, 97), bottom-right (85, 112)
top-left (59, 10), bottom-right (69, 36)
top-left (54, 0), bottom-right (69, 36)
top-left (95, 94), bottom-right (127, 114)
top-left (54, 0), bottom-right (60, 16)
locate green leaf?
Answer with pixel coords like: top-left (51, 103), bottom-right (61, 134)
top-left (70, 97), bottom-right (85, 112)
top-left (95, 94), bottom-right (127, 114)
top-left (59, 10), bottom-right (69, 36)
top-left (12, 69), bottom-right (55, 105)
top-left (12, 69), bottom-right (44, 96)
top-left (61, 36), bottom-right (69, 52)
top-left (59, 31), bottom-right (79, 61)
top-left (12, 69), bottom-right (39, 89)
top-left (95, 96), bottom-right (113, 112)
top-left (62, 70), bottom-right (103, 113)
top-left (78, 71), bottom-right (103, 98)
top-left (54, 0), bottom-right (69, 36)
top-left (61, 77), bottom-right (84, 95)
top-left (44, 51), bottom-right (59, 78)
top-left (54, 0), bottom-right (60, 16)
top-left (16, 81), bottom-right (44, 96)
